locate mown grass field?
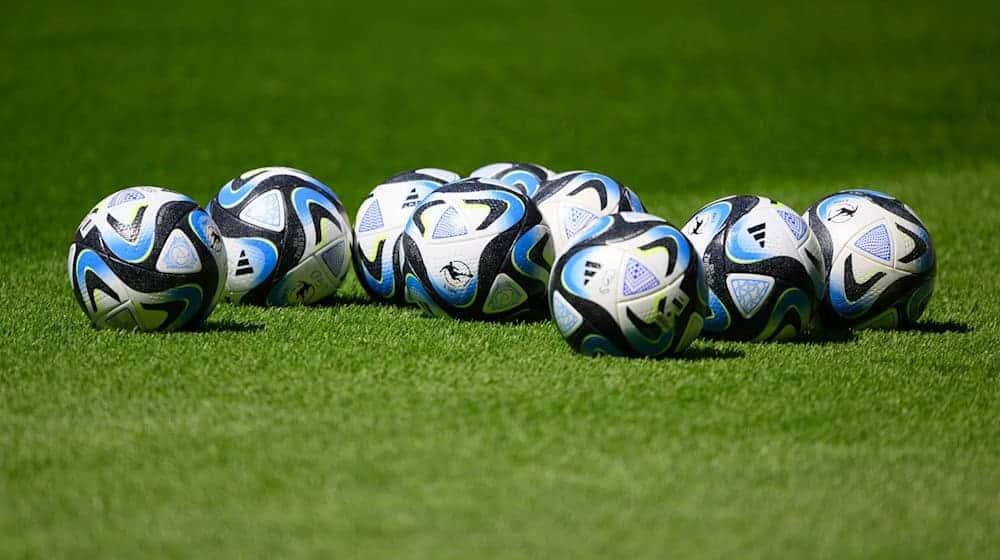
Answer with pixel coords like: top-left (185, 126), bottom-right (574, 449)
top-left (2, 1), bottom-right (999, 557)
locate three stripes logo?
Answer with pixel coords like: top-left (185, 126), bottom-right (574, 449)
top-left (748, 223), bottom-right (766, 248)
top-left (402, 188), bottom-right (420, 209)
top-left (583, 260), bottom-right (602, 285)
top-left (235, 250), bottom-right (254, 276)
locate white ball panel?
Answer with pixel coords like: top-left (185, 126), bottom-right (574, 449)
top-left (155, 229), bottom-right (202, 274)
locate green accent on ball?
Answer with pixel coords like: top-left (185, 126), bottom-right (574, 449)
top-left (758, 287), bottom-right (813, 341)
top-left (857, 308), bottom-right (899, 331)
top-left (675, 313), bottom-right (704, 353)
top-left (906, 276), bottom-right (935, 324)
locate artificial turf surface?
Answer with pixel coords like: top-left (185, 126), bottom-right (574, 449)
top-left (2, 0), bottom-right (999, 557)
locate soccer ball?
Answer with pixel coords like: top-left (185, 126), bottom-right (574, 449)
top-left (549, 212), bottom-right (707, 357)
top-left (207, 167), bottom-right (352, 306)
top-left (804, 189), bottom-right (935, 329)
top-left (353, 168), bottom-right (460, 303)
top-left (68, 187), bottom-right (227, 331)
top-left (681, 195), bottom-right (825, 341)
top-left (469, 162), bottom-right (555, 198)
top-left (533, 170), bottom-right (645, 257)
top-left (400, 177), bottom-right (553, 321)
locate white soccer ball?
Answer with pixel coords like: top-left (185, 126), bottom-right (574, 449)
top-left (68, 187), bottom-right (228, 331)
top-left (400, 177), bottom-right (553, 321)
top-left (549, 212), bottom-right (708, 357)
top-left (353, 168), bottom-right (459, 303)
top-left (207, 166), bottom-right (352, 306)
top-left (681, 195), bottom-right (826, 341)
top-left (469, 162), bottom-right (555, 198)
top-left (804, 189), bottom-right (935, 329)
top-left (533, 170), bottom-right (645, 257)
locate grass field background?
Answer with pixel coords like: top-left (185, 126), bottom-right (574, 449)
top-left (2, 1), bottom-right (999, 557)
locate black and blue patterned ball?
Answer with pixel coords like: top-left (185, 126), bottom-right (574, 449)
top-left (68, 187), bottom-right (227, 331)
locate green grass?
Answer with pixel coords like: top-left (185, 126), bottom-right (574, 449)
top-left (2, 0), bottom-right (1000, 557)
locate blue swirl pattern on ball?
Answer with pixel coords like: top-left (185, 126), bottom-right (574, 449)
top-left (208, 167), bottom-right (353, 306)
top-left (401, 178), bottom-right (552, 321)
top-left (353, 168), bottom-right (460, 304)
top-left (805, 189), bottom-right (935, 329)
top-left (68, 187), bottom-right (227, 331)
top-left (469, 162), bottom-right (554, 198)
top-left (682, 195), bottom-right (826, 341)
top-left (549, 212), bottom-right (708, 357)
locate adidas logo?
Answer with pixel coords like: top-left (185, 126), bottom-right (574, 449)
top-left (583, 261), bottom-right (602, 285)
top-left (235, 250), bottom-right (254, 276)
top-left (748, 223), bottom-right (766, 248)
top-left (402, 188), bottom-right (420, 208)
